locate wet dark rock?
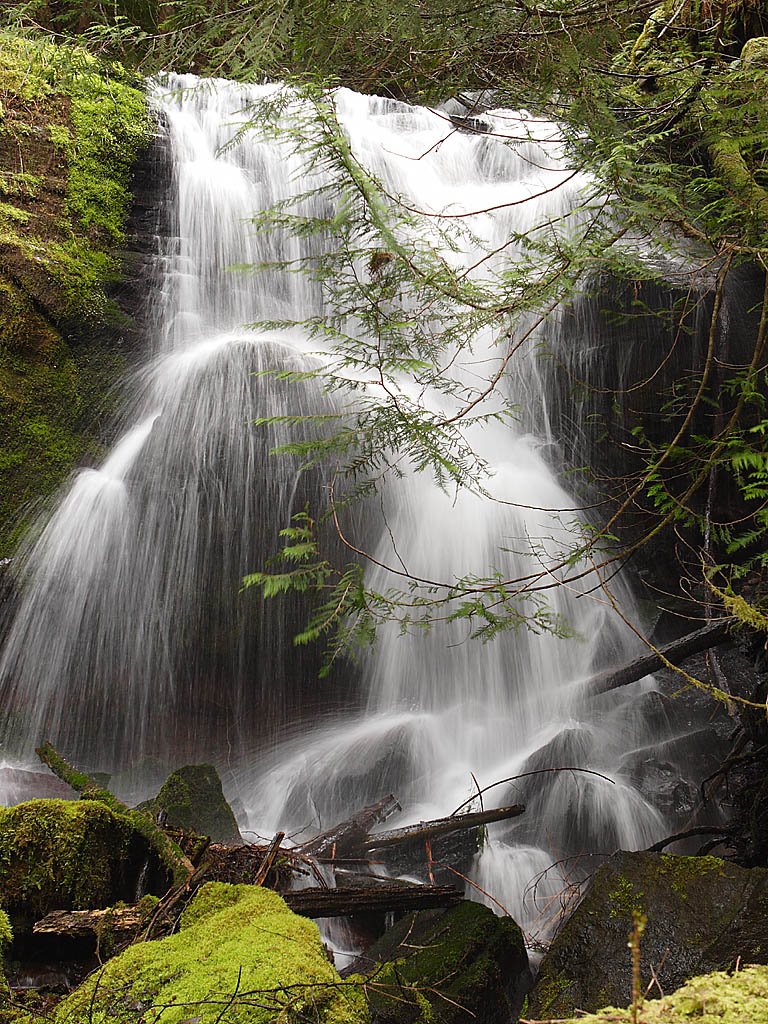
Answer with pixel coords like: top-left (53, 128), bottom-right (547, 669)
top-left (618, 751), bottom-right (698, 819)
top-left (0, 767), bottom-right (75, 804)
top-left (356, 900), bottom-right (532, 1023)
top-left (528, 850), bottom-right (768, 1019)
top-left (141, 764), bottom-right (242, 845)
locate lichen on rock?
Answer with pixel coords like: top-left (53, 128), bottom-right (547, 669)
top-left (528, 851), bottom-right (768, 1018)
top-left (54, 882), bottom-right (368, 1024)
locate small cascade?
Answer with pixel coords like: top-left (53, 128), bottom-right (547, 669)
top-left (0, 74), bottom-right (693, 943)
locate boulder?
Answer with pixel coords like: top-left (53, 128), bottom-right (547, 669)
top-left (142, 764), bottom-right (242, 845)
top-left (556, 965), bottom-right (768, 1024)
top-left (0, 799), bottom-right (168, 930)
top-left (0, 767), bottom-right (75, 804)
top-left (529, 851), bottom-right (768, 1018)
top-left (53, 882), bottom-right (367, 1024)
top-left (357, 900), bottom-right (532, 1023)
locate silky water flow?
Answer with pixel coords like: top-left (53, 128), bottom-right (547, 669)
top-left (0, 76), bottom-right (694, 950)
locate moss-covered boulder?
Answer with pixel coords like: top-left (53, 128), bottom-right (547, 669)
top-left (0, 30), bottom-right (151, 554)
top-left (0, 910), bottom-right (11, 976)
top-left (142, 764), bottom-right (242, 845)
top-left (53, 882), bottom-right (367, 1023)
top-left (0, 799), bottom-right (167, 929)
top-left (559, 965), bottom-right (768, 1024)
top-left (360, 900), bottom-right (532, 1023)
top-left (529, 851), bottom-right (768, 1019)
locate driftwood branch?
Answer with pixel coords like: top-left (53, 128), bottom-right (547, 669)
top-left (252, 832), bottom-right (285, 886)
top-left (584, 620), bottom-right (734, 696)
top-left (646, 825), bottom-right (731, 853)
top-left (297, 795), bottom-right (401, 859)
top-left (362, 804), bottom-right (526, 851)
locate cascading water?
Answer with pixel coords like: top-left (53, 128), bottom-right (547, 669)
top-left (0, 75), bottom-right (690, 946)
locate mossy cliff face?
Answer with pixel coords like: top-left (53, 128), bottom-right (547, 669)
top-left (529, 851), bottom-right (768, 1019)
top-left (559, 965), bottom-right (768, 1024)
top-left (0, 798), bottom-right (166, 928)
top-left (53, 882), bottom-right (368, 1024)
top-left (0, 31), bottom-right (150, 555)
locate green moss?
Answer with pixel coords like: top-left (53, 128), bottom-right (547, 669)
top-left (0, 799), bottom-right (157, 927)
top-left (55, 883), bottom-right (368, 1024)
top-left (0, 31), bottom-right (150, 321)
top-left (660, 853), bottom-right (726, 898)
top-left (561, 965), bottom-right (768, 1024)
top-left (142, 764), bottom-right (242, 845)
top-left (607, 875), bottom-right (644, 918)
top-left (742, 36), bottom-right (768, 67)
top-left (0, 908), bottom-right (12, 994)
top-left (0, 172), bottom-right (42, 199)
top-left (0, 204), bottom-right (29, 225)
top-left (0, 911), bottom-right (11, 954)
top-left (34, 744), bottom-right (192, 887)
top-left (0, 29), bottom-right (150, 551)
top-left (529, 973), bottom-right (573, 1020)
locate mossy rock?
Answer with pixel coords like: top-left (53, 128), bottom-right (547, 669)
top-left (53, 881), bottom-right (367, 1023)
top-left (0, 799), bottom-right (167, 929)
top-left (360, 900), bottom-right (532, 1023)
top-left (529, 851), bottom-right (768, 1018)
top-left (559, 964), bottom-right (768, 1024)
top-left (141, 764), bottom-right (242, 845)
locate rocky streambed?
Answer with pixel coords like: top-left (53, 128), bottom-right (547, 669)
top-left (2, 726), bottom-right (768, 1024)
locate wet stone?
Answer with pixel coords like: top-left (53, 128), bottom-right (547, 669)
top-left (528, 850), bottom-right (768, 1019)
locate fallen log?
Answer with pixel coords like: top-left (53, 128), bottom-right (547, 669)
top-left (583, 619), bottom-right (734, 696)
top-left (33, 883), bottom-right (462, 937)
top-left (361, 804), bottom-right (525, 851)
top-left (297, 794), bottom-right (401, 859)
top-left (283, 884), bottom-right (462, 917)
top-left (334, 869), bottom-right (418, 890)
top-left (34, 906), bottom-right (149, 940)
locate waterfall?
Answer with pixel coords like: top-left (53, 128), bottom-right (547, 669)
top-left (0, 75), bottom-right (680, 944)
